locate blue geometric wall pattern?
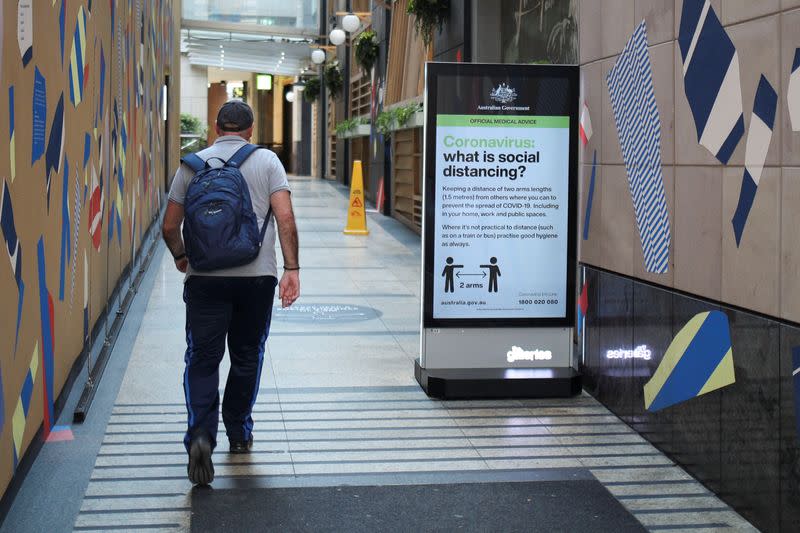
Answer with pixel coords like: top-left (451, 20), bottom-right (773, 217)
top-left (58, 0), bottom-right (66, 66)
top-left (31, 67), bottom-right (46, 165)
top-left (59, 156), bottom-right (71, 301)
top-left (1, 180), bottom-right (24, 356)
top-left (70, 164), bottom-right (82, 307)
top-left (582, 150), bottom-right (597, 241)
top-left (793, 347), bottom-right (800, 442)
top-left (731, 75), bottom-right (777, 247)
top-left (678, 0), bottom-right (744, 164)
top-left (68, 6), bottom-right (89, 107)
top-left (45, 93), bottom-right (65, 213)
top-left (606, 21), bottom-right (671, 274)
top-left (789, 48), bottom-right (800, 132)
top-left (644, 311), bottom-right (735, 412)
top-left (9, 86), bottom-right (15, 182)
top-left (12, 343), bottom-right (39, 467)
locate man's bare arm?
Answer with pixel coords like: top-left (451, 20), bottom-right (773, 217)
top-left (271, 190), bottom-right (299, 307)
top-left (271, 190), bottom-right (298, 266)
top-left (162, 200), bottom-right (189, 272)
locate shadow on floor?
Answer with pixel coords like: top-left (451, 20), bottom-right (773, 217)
top-left (190, 479), bottom-right (646, 532)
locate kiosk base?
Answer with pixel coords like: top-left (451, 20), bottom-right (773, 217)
top-left (415, 359), bottom-right (581, 399)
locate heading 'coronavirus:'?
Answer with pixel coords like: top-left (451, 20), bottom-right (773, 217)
top-left (443, 136), bottom-right (535, 149)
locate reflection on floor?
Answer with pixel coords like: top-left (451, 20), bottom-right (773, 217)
top-left (69, 177), bottom-right (755, 531)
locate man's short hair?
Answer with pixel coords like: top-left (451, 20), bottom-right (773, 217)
top-left (216, 100), bottom-right (254, 132)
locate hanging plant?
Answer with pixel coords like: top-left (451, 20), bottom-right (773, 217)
top-left (354, 29), bottom-right (379, 75)
top-left (407, 0), bottom-right (450, 46)
top-left (303, 76), bottom-right (321, 103)
top-left (323, 60), bottom-right (344, 98)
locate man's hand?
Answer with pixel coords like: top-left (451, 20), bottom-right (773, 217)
top-left (278, 270), bottom-right (299, 308)
top-left (175, 257), bottom-right (189, 273)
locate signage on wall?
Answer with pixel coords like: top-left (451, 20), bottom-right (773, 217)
top-left (416, 62), bottom-right (580, 398)
top-left (256, 74), bottom-right (272, 91)
top-left (422, 63), bottom-right (578, 329)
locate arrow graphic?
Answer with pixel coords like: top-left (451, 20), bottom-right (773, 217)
top-left (456, 271), bottom-right (487, 278)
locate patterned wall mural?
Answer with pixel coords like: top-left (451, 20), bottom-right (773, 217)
top-left (578, 2), bottom-right (800, 529)
top-left (678, 0), bottom-right (744, 165)
top-left (606, 21), bottom-right (671, 275)
top-left (0, 0), bottom-right (179, 499)
top-left (580, 0), bottom-right (800, 314)
top-left (643, 310), bottom-right (735, 412)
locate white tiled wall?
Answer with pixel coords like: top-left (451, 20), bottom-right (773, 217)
top-left (180, 55), bottom-right (208, 125)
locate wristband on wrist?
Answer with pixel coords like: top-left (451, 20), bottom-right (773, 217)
top-left (283, 266), bottom-right (300, 271)
top-left (173, 253), bottom-right (186, 261)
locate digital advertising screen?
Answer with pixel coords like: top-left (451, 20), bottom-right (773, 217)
top-left (422, 63), bottom-right (579, 328)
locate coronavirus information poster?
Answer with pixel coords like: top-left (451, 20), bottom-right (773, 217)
top-left (434, 115), bottom-right (569, 319)
top-left (422, 63), bottom-right (578, 329)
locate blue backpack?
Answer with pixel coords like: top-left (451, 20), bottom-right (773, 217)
top-left (180, 144), bottom-right (271, 271)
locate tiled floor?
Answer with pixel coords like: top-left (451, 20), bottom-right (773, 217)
top-left (71, 177), bottom-right (756, 531)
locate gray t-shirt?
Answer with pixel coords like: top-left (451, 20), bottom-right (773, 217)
top-left (168, 135), bottom-right (290, 278)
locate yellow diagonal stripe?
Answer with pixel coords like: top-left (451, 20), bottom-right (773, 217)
top-left (10, 135), bottom-right (16, 182)
top-left (70, 48), bottom-right (81, 105)
top-left (12, 400), bottom-right (26, 456)
top-left (29, 342), bottom-right (39, 377)
top-left (644, 312), bottom-right (709, 410)
top-left (77, 8), bottom-right (86, 53)
top-left (697, 348), bottom-right (735, 396)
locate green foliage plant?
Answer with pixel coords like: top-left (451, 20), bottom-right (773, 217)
top-left (324, 61), bottom-right (344, 98)
top-left (395, 102), bottom-right (422, 126)
top-left (180, 113), bottom-right (205, 134)
top-left (375, 103), bottom-right (422, 136)
top-left (407, 0), bottom-right (450, 46)
top-left (303, 76), bottom-right (321, 102)
top-left (375, 110), bottom-right (394, 136)
top-left (335, 118), bottom-right (359, 136)
top-left (354, 29), bottom-right (379, 75)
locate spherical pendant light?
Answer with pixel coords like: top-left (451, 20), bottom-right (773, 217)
top-left (286, 91), bottom-right (296, 103)
top-left (311, 49), bottom-right (326, 64)
top-left (342, 14), bottom-right (360, 33)
top-left (329, 27), bottom-right (346, 46)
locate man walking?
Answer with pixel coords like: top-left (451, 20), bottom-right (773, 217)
top-left (162, 101), bottom-right (299, 485)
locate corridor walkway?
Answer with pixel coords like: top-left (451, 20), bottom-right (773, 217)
top-left (10, 177), bottom-right (757, 532)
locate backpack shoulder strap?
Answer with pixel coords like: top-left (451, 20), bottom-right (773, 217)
top-left (226, 143), bottom-right (271, 244)
top-left (258, 206), bottom-right (273, 245)
top-left (227, 143), bottom-right (262, 169)
top-left (180, 153), bottom-right (206, 173)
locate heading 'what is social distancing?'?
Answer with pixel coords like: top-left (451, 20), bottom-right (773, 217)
top-left (442, 149), bottom-right (541, 180)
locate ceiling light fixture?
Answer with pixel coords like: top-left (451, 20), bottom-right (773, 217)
top-left (342, 13), bottom-right (360, 33)
top-left (311, 49), bottom-right (325, 64)
top-left (329, 27), bottom-right (346, 46)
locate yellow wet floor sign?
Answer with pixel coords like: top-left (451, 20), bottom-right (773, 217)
top-left (344, 160), bottom-right (369, 235)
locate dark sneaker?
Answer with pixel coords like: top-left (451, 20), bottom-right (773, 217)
top-left (229, 435), bottom-right (254, 454)
top-left (188, 433), bottom-right (214, 485)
